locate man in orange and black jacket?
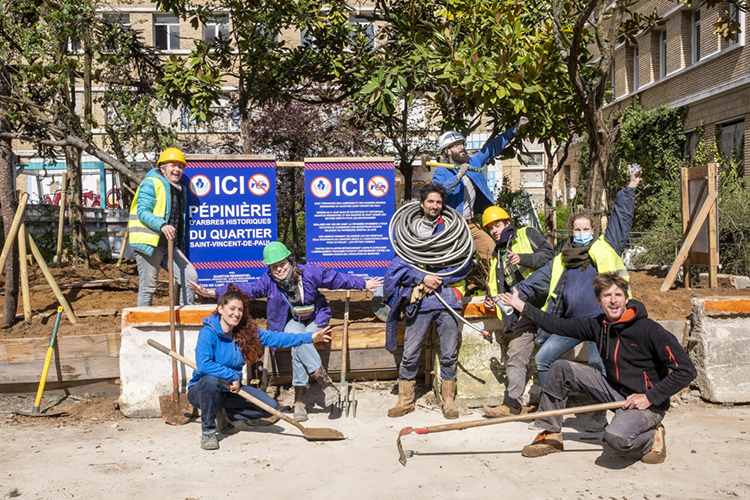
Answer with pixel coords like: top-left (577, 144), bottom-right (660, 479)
top-left (498, 272), bottom-right (696, 464)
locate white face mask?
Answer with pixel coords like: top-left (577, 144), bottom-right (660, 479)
top-left (573, 232), bottom-right (594, 246)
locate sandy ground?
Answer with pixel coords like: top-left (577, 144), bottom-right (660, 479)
top-left (1, 384), bottom-right (749, 500)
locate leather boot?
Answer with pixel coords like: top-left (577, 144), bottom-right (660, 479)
top-left (388, 380), bottom-right (416, 418)
top-left (311, 366), bottom-right (339, 407)
top-left (293, 386), bottom-right (308, 422)
top-left (441, 379), bottom-right (459, 420)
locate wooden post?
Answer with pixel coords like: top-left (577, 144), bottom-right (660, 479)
top-left (706, 162), bottom-right (719, 288)
top-left (0, 191), bottom-right (29, 273)
top-left (26, 233), bottom-right (77, 324)
top-left (680, 168), bottom-right (692, 288)
top-left (17, 223), bottom-right (32, 322)
top-left (55, 172), bottom-right (68, 265)
top-left (116, 225), bottom-right (129, 267)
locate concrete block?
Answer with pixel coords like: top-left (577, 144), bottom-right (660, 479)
top-left (731, 276), bottom-right (750, 290)
top-left (690, 298), bottom-right (750, 403)
top-left (119, 306), bottom-right (214, 418)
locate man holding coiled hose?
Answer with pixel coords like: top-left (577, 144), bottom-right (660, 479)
top-left (384, 182), bottom-right (472, 420)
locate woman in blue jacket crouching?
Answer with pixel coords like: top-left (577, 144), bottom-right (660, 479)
top-left (187, 285), bottom-right (331, 450)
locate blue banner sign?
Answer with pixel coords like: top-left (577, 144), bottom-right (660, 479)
top-left (304, 158), bottom-right (395, 278)
top-left (184, 157), bottom-right (277, 288)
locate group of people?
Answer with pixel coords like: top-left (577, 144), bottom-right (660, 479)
top-left (130, 138), bottom-right (696, 463)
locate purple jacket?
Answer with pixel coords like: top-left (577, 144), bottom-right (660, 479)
top-left (216, 264), bottom-right (366, 331)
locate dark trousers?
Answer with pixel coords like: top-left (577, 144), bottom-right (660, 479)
top-left (536, 360), bottom-right (665, 458)
top-left (502, 314), bottom-right (539, 409)
top-left (400, 309), bottom-right (459, 381)
top-left (187, 375), bottom-right (277, 434)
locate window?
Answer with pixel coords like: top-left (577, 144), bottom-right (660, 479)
top-left (155, 15), bottom-right (180, 51)
top-left (692, 11), bottom-right (701, 63)
top-left (719, 121), bottom-right (745, 166)
top-left (103, 13), bottom-right (131, 51)
top-left (633, 46), bottom-right (639, 91)
top-left (728, 4), bottom-right (744, 47)
top-left (519, 152), bottom-right (544, 166)
top-left (350, 16), bottom-right (375, 47)
top-left (660, 30), bottom-right (667, 78)
top-left (203, 15), bottom-right (229, 47)
top-left (68, 38), bottom-right (81, 53)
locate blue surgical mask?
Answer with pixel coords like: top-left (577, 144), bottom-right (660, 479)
top-left (573, 232), bottom-right (594, 246)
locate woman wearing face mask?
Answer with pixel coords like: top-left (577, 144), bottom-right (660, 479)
top-left (512, 165), bottom-right (641, 431)
top-left (189, 241), bottom-right (383, 422)
top-left (188, 285), bottom-right (333, 451)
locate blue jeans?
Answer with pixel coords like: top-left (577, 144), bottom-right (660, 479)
top-left (134, 245), bottom-right (198, 307)
top-left (187, 375), bottom-right (277, 434)
top-left (536, 334), bottom-right (605, 388)
top-left (284, 318), bottom-right (323, 387)
top-left (400, 309), bottom-right (459, 381)
top-left (536, 360), bottom-right (665, 458)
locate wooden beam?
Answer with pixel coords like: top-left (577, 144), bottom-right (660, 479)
top-left (0, 333), bottom-right (121, 362)
top-left (0, 356), bottom-right (119, 385)
top-left (25, 233), bottom-right (77, 323)
top-left (707, 163), bottom-right (719, 288)
top-left (0, 191), bottom-right (29, 273)
top-left (28, 278), bottom-right (130, 291)
top-left (56, 172), bottom-right (68, 265)
top-left (661, 190), bottom-right (719, 292)
top-left (18, 223), bottom-right (31, 322)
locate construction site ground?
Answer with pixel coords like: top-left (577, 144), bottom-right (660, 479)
top-left (1, 262), bottom-right (750, 498)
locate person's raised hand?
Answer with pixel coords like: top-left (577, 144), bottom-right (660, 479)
top-left (516, 116), bottom-right (529, 130)
top-left (188, 281), bottom-right (216, 298)
top-left (497, 288), bottom-right (526, 313)
top-left (457, 163), bottom-right (471, 179)
top-left (312, 326), bottom-right (333, 343)
top-left (365, 277), bottom-right (384, 292)
top-left (628, 163), bottom-right (642, 188)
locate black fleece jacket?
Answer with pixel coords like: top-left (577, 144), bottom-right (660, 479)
top-left (522, 299), bottom-right (697, 411)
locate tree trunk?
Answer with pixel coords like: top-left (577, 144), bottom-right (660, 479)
top-left (583, 128), bottom-right (615, 214)
top-left (239, 78), bottom-right (252, 155)
top-left (399, 159), bottom-right (413, 204)
top-left (289, 168), bottom-right (299, 261)
top-left (0, 65), bottom-right (19, 325)
top-left (66, 145), bottom-right (90, 267)
top-left (543, 144), bottom-right (557, 247)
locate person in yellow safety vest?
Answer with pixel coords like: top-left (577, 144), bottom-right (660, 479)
top-left (482, 206), bottom-right (554, 331)
top-left (481, 206), bottom-right (554, 420)
top-left (129, 147), bottom-right (198, 306)
top-left (484, 165), bottom-right (642, 432)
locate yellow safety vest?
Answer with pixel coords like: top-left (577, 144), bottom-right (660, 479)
top-left (542, 235), bottom-right (631, 312)
top-left (487, 227), bottom-right (536, 320)
top-left (128, 178), bottom-right (168, 248)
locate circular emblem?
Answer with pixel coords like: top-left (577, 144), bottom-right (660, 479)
top-left (189, 175), bottom-right (211, 197)
top-left (248, 174), bottom-right (271, 196)
top-left (310, 177), bottom-right (332, 198)
top-left (368, 176), bottom-right (389, 197)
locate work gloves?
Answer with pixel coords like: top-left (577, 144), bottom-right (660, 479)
top-left (516, 116), bottom-right (529, 131)
top-left (457, 163), bottom-right (471, 179)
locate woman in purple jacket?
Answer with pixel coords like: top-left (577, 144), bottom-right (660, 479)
top-left (188, 286), bottom-right (332, 450)
top-left (189, 242), bottom-right (382, 422)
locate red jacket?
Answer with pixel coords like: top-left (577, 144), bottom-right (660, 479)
top-left (523, 299), bottom-right (696, 410)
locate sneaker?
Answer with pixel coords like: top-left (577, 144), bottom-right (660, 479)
top-left (521, 430), bottom-right (564, 458)
top-left (584, 411), bottom-right (608, 433)
top-left (482, 404), bottom-right (521, 418)
top-left (641, 424), bottom-right (666, 464)
top-left (200, 432), bottom-right (219, 450)
top-left (216, 408), bottom-right (235, 434)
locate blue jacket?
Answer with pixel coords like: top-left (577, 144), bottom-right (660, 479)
top-left (131, 168), bottom-right (188, 256)
top-left (188, 313), bottom-right (314, 390)
top-left (383, 217), bottom-right (472, 351)
top-left (216, 264), bottom-right (366, 331)
top-left (514, 186), bottom-right (636, 308)
top-left (432, 126), bottom-right (517, 216)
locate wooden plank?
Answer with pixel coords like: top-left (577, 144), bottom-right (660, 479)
top-left (326, 324), bottom-right (404, 350)
top-left (707, 162), bottom-right (719, 288)
top-left (28, 279), bottom-right (129, 291)
top-left (0, 356), bottom-right (119, 385)
top-left (661, 190), bottom-right (719, 292)
top-left (184, 154), bottom-right (275, 161)
top-left (276, 162), bottom-right (305, 168)
top-left (0, 334), bottom-right (121, 362)
top-left (680, 167), bottom-right (691, 287)
top-left (1, 309), bottom-right (118, 322)
top-left (304, 157), bottom-right (394, 163)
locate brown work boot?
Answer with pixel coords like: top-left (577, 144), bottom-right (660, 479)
top-left (441, 379), bottom-right (459, 420)
top-left (482, 404), bottom-right (521, 418)
top-left (641, 424), bottom-right (667, 464)
top-left (311, 366), bottom-right (339, 407)
top-left (293, 386), bottom-right (308, 422)
top-left (388, 380), bottom-right (416, 418)
top-left (521, 430), bottom-right (564, 458)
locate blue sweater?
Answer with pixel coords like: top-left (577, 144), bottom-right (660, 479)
top-left (188, 314), bottom-right (314, 390)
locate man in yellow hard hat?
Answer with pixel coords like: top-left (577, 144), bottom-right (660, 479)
top-left (481, 205), bottom-right (554, 418)
top-left (128, 147), bottom-right (198, 306)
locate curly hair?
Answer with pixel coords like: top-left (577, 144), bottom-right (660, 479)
top-left (217, 284), bottom-right (264, 364)
top-left (566, 211), bottom-right (600, 237)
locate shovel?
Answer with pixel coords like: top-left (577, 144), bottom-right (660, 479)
top-left (397, 400), bottom-right (627, 466)
top-left (158, 239), bottom-right (194, 425)
top-left (147, 339), bottom-right (346, 441)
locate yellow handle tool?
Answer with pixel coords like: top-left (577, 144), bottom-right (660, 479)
top-left (425, 160), bottom-right (484, 173)
top-left (32, 306), bottom-right (64, 415)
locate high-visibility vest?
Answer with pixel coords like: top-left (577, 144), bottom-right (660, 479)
top-left (542, 235), bottom-right (631, 312)
top-left (128, 178), bottom-right (168, 248)
top-left (487, 227), bottom-right (536, 319)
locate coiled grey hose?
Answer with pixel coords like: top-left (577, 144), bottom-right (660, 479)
top-left (388, 202), bottom-right (475, 277)
top-left (388, 202), bottom-right (488, 336)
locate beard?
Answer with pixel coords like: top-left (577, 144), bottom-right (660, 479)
top-left (451, 150), bottom-right (470, 164)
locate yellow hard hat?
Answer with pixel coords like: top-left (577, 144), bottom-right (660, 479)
top-left (482, 206), bottom-right (510, 228)
top-left (157, 147), bottom-right (186, 167)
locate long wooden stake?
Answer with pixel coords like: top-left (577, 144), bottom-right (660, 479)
top-left (55, 173), bottom-right (68, 265)
top-left (18, 223), bottom-right (32, 322)
top-left (0, 192), bottom-right (29, 273)
top-left (116, 225), bottom-right (129, 267)
top-left (26, 233), bottom-right (77, 324)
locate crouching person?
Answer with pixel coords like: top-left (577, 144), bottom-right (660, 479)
top-left (498, 273), bottom-right (696, 464)
top-left (187, 286), bottom-right (331, 450)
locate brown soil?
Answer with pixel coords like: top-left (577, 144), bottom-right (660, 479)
top-left (1, 261), bottom-right (749, 339)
